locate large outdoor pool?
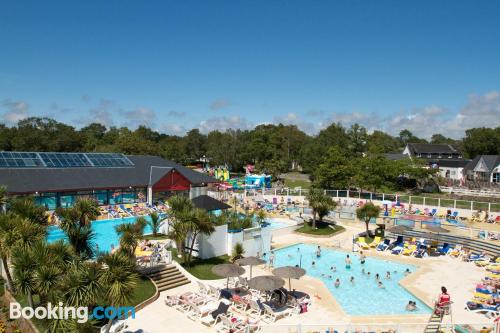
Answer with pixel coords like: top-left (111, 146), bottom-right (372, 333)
top-left (272, 243), bottom-right (432, 316)
top-left (47, 215), bottom-right (291, 252)
top-left (47, 216), bottom-right (154, 253)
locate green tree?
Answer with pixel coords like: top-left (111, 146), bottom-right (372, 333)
top-left (0, 214), bottom-right (19, 290)
top-left (347, 123), bottom-right (367, 155)
top-left (99, 252), bottom-right (139, 333)
top-left (11, 245), bottom-right (37, 308)
top-left (255, 209), bottom-right (267, 226)
top-left (8, 196), bottom-right (48, 225)
top-left (462, 127), bottom-right (500, 158)
top-left (314, 147), bottom-right (356, 189)
top-left (356, 202), bottom-right (381, 237)
top-left (366, 130), bottom-right (400, 153)
top-left (147, 212), bottom-right (162, 236)
top-left (184, 209), bottom-right (215, 265)
top-left (115, 217), bottom-right (147, 257)
top-left (231, 242), bottom-right (245, 262)
top-left (306, 189), bottom-right (336, 229)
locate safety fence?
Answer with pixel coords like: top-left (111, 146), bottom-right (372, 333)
top-left (226, 188), bottom-right (500, 213)
top-left (246, 323), bottom-right (498, 333)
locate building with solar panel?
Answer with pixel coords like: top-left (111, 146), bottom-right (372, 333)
top-left (0, 152), bottom-right (218, 210)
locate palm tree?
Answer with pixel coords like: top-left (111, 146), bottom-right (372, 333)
top-left (356, 202), bottom-right (381, 237)
top-left (255, 209), bottom-right (267, 226)
top-left (230, 196), bottom-right (238, 212)
top-left (99, 252), bottom-right (139, 333)
top-left (306, 188), bottom-right (336, 229)
top-left (62, 261), bottom-right (103, 307)
top-left (14, 217), bottom-right (46, 250)
top-left (184, 209), bottom-right (215, 266)
top-left (0, 214), bottom-right (18, 290)
top-left (11, 246), bottom-right (37, 308)
top-left (8, 196), bottom-right (48, 225)
top-left (115, 217), bottom-right (146, 257)
top-left (0, 185), bottom-right (7, 213)
top-left (167, 195), bottom-right (194, 261)
top-left (167, 219), bottom-right (189, 261)
top-left (57, 199), bottom-right (100, 259)
top-left (147, 212), bottom-right (162, 237)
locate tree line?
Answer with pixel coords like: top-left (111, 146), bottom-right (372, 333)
top-left (1, 117), bottom-right (499, 179)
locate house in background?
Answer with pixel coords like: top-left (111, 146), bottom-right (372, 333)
top-left (403, 143), bottom-right (463, 159)
top-left (464, 155), bottom-right (500, 184)
top-left (401, 143), bottom-right (469, 181)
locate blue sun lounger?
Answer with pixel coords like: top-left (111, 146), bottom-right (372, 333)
top-left (377, 239), bottom-right (391, 251)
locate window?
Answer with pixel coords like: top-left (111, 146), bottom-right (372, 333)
top-left (427, 154), bottom-right (432, 158)
top-left (493, 173), bottom-right (500, 183)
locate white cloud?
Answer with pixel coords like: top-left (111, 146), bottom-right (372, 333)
top-left (209, 99), bottom-right (231, 111)
top-left (123, 107), bottom-right (156, 127)
top-left (77, 99), bottom-right (115, 126)
top-left (160, 123), bottom-right (187, 135)
top-left (1, 99), bottom-right (29, 125)
top-left (273, 112), bottom-right (319, 134)
top-left (198, 116), bottom-right (252, 133)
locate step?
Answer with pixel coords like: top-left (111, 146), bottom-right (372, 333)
top-left (149, 270), bottom-right (183, 281)
top-left (148, 267), bottom-right (177, 277)
top-left (157, 279), bottom-right (191, 292)
top-left (155, 276), bottom-right (189, 288)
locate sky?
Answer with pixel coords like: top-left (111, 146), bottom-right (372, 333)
top-left (1, 0), bottom-right (499, 138)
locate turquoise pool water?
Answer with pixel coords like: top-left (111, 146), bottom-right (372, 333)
top-left (272, 243), bottom-right (432, 316)
top-left (47, 215), bottom-right (291, 252)
top-left (263, 217), bottom-right (292, 230)
top-left (47, 216), bottom-right (153, 253)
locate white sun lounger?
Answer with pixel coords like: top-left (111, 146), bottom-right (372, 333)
top-left (262, 303), bottom-right (293, 323)
top-left (215, 315), bottom-right (246, 333)
top-left (186, 301), bottom-right (218, 321)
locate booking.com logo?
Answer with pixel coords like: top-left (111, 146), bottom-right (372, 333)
top-left (10, 302), bottom-right (135, 323)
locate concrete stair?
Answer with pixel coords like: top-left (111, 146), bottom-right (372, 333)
top-left (146, 265), bottom-right (190, 292)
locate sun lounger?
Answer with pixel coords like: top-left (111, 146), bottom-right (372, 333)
top-left (100, 320), bottom-right (128, 333)
top-left (376, 239), bottom-right (391, 251)
top-left (208, 285), bottom-right (221, 299)
top-left (388, 236), bottom-right (404, 250)
top-left (262, 303), bottom-right (293, 323)
top-left (248, 299), bottom-right (264, 316)
top-left (391, 245), bottom-right (404, 255)
top-left (437, 243), bottom-right (452, 255)
top-left (414, 244), bottom-right (428, 258)
top-left (200, 301), bottom-right (231, 327)
top-left (186, 301), bottom-right (219, 321)
top-left (402, 244), bottom-right (417, 256)
top-left (369, 236), bottom-right (382, 248)
top-left (357, 237), bottom-right (370, 250)
top-left (215, 315), bottom-right (246, 333)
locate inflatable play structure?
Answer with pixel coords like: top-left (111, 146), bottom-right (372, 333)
top-left (209, 167), bottom-right (230, 182)
top-left (244, 174), bottom-right (272, 189)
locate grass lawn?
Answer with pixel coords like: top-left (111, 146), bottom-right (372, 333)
top-left (142, 233), bottom-right (169, 241)
top-left (284, 179), bottom-right (311, 189)
top-left (124, 275), bottom-right (157, 307)
top-left (295, 223), bottom-right (345, 236)
top-left (170, 248), bottom-right (232, 280)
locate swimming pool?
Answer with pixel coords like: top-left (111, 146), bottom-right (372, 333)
top-left (272, 243), bottom-right (432, 316)
top-left (47, 215), bottom-right (291, 252)
top-left (47, 216), bottom-right (154, 253)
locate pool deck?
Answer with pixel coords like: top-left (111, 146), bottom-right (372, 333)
top-left (124, 221), bottom-right (492, 332)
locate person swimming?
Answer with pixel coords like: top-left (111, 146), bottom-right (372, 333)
top-left (316, 245), bottom-right (322, 258)
top-left (378, 281), bottom-right (385, 289)
top-left (404, 268), bottom-right (411, 276)
top-left (375, 273), bottom-right (380, 280)
top-left (334, 278), bottom-right (340, 288)
top-left (350, 276), bottom-right (355, 284)
top-left (360, 251), bottom-right (366, 264)
top-left (405, 301), bottom-right (417, 311)
top-left (361, 268), bottom-right (365, 275)
top-left (312, 261), bottom-right (316, 267)
top-left (345, 255), bottom-right (352, 269)
top-left (386, 271), bottom-right (391, 280)
top-left (367, 272), bottom-right (371, 277)
top-left (331, 266), bottom-right (337, 272)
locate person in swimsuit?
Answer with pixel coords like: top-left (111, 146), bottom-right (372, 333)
top-left (345, 255), bottom-right (352, 269)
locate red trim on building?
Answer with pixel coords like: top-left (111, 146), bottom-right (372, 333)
top-left (152, 170), bottom-right (191, 192)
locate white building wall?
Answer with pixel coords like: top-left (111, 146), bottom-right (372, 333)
top-left (438, 167), bottom-right (464, 180)
top-left (198, 224), bottom-right (228, 259)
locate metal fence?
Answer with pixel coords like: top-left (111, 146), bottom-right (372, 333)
top-left (246, 323), bottom-right (498, 333)
top-left (229, 188), bottom-right (500, 213)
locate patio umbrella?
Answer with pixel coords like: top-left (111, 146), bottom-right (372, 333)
top-left (248, 275), bottom-right (285, 292)
top-left (211, 264), bottom-right (246, 288)
top-left (386, 225), bottom-right (412, 234)
top-left (272, 266), bottom-right (306, 290)
top-left (235, 256), bottom-right (266, 279)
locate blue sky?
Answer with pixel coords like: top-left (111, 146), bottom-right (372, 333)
top-left (1, 0), bottom-right (499, 138)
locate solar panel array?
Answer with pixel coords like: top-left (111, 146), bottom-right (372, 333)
top-left (0, 152), bottom-right (134, 168)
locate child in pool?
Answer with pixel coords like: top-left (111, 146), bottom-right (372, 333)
top-left (312, 261), bottom-right (316, 268)
top-left (331, 266), bottom-right (336, 272)
top-left (386, 271), bottom-right (391, 280)
top-left (378, 281), bottom-right (385, 289)
top-left (350, 276), bottom-right (355, 284)
top-left (361, 268), bottom-right (365, 275)
top-left (375, 273), bottom-right (380, 280)
top-left (345, 255), bottom-right (352, 269)
top-left (334, 279), bottom-right (340, 288)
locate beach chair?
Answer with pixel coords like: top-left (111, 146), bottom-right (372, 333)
top-left (186, 301), bottom-right (219, 321)
top-left (437, 243), bottom-right (451, 255)
top-left (429, 208), bottom-right (437, 216)
top-left (197, 281), bottom-right (210, 295)
top-left (357, 237), bottom-right (370, 250)
top-left (215, 315), bottom-right (246, 333)
top-left (388, 236), bottom-right (404, 250)
top-left (100, 320), bottom-right (128, 333)
top-left (369, 236), bottom-right (382, 248)
top-left (248, 299), bottom-right (264, 316)
top-left (376, 239), bottom-right (390, 251)
top-left (200, 301), bottom-right (231, 327)
top-left (208, 285), bottom-right (221, 299)
top-left (402, 244), bottom-right (417, 256)
top-left (261, 303), bottom-right (293, 323)
top-left (414, 244), bottom-right (428, 258)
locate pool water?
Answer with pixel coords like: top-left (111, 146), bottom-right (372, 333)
top-left (47, 216), bottom-right (153, 253)
top-left (262, 217), bottom-right (292, 230)
top-left (272, 243), bottom-right (432, 316)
